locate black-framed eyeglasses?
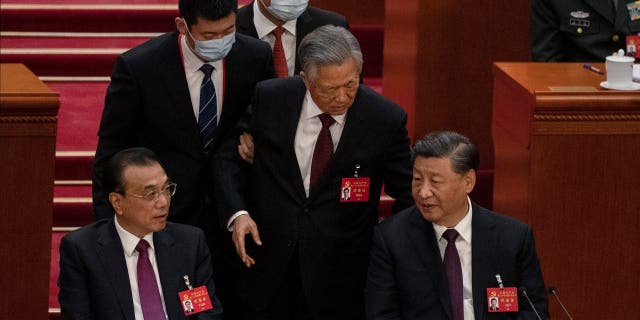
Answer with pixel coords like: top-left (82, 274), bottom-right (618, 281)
top-left (125, 182), bottom-right (177, 202)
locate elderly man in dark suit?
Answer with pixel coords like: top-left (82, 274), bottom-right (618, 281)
top-left (366, 131), bottom-right (549, 320)
top-left (92, 0), bottom-right (274, 225)
top-left (214, 25), bottom-right (413, 320)
top-left (59, 148), bottom-right (223, 320)
top-left (531, 0), bottom-right (640, 61)
top-left (236, 0), bottom-right (348, 77)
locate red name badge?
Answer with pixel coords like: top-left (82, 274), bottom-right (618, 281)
top-left (340, 177), bottom-right (370, 202)
top-left (178, 286), bottom-right (213, 316)
top-left (626, 35), bottom-right (640, 58)
top-left (486, 287), bottom-right (518, 312)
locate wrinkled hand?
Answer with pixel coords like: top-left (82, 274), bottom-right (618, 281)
top-left (238, 132), bottom-right (254, 164)
top-left (232, 214), bottom-right (262, 267)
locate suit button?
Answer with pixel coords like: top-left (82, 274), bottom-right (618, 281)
top-left (577, 27), bottom-right (583, 34)
top-left (303, 208), bottom-right (309, 214)
top-left (612, 34), bottom-right (619, 42)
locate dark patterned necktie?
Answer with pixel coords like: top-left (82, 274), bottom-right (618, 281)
top-left (199, 64), bottom-right (217, 150)
top-left (136, 239), bottom-right (166, 320)
top-left (310, 113), bottom-right (335, 189)
top-left (272, 26), bottom-right (288, 77)
top-left (443, 229), bottom-right (463, 320)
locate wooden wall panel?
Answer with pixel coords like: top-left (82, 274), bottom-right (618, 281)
top-left (311, 0), bottom-right (385, 25)
top-left (0, 64), bottom-right (59, 320)
top-left (385, 0), bottom-right (531, 169)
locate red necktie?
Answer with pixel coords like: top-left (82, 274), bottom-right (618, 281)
top-left (136, 239), bottom-right (166, 320)
top-left (310, 113), bottom-right (335, 189)
top-left (443, 229), bottom-right (463, 320)
top-left (272, 26), bottom-right (288, 78)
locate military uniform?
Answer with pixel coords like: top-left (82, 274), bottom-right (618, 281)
top-left (531, 0), bottom-right (640, 61)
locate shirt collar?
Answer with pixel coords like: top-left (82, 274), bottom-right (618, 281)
top-left (180, 34), bottom-right (223, 75)
top-left (253, 1), bottom-right (297, 39)
top-left (433, 196), bottom-right (473, 244)
top-left (301, 90), bottom-right (346, 126)
top-left (114, 216), bottom-right (155, 257)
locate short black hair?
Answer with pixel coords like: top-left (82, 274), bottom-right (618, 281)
top-left (103, 147), bottom-right (162, 194)
top-left (411, 131), bottom-right (479, 174)
top-left (179, 0), bottom-right (238, 27)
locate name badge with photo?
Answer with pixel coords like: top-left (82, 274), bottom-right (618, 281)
top-left (178, 286), bottom-right (214, 316)
top-left (486, 287), bottom-right (518, 312)
top-left (340, 177), bottom-right (370, 202)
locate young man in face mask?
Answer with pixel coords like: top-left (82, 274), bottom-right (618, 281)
top-left (236, 0), bottom-right (349, 77)
top-left (92, 0), bottom-right (275, 315)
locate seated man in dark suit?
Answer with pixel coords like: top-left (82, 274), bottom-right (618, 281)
top-left (366, 131), bottom-right (549, 320)
top-left (59, 148), bottom-right (222, 320)
top-left (236, 0), bottom-right (348, 77)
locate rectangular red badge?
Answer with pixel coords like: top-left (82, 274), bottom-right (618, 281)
top-left (626, 35), bottom-right (640, 58)
top-left (486, 287), bottom-right (518, 312)
top-left (340, 177), bottom-right (370, 202)
top-left (178, 285), bottom-right (213, 316)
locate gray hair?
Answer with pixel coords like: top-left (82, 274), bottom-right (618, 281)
top-left (412, 131), bottom-right (479, 174)
top-left (298, 25), bottom-right (363, 81)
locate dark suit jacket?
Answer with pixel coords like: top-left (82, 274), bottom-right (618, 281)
top-left (531, 0), bottom-right (640, 61)
top-left (92, 31), bottom-right (275, 226)
top-left (213, 77), bottom-right (413, 319)
top-left (57, 220), bottom-right (223, 320)
top-left (366, 203), bottom-right (549, 320)
top-left (236, 2), bottom-right (349, 74)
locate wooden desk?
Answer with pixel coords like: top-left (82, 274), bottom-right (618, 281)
top-left (0, 63), bottom-right (59, 320)
top-left (492, 62), bottom-right (640, 319)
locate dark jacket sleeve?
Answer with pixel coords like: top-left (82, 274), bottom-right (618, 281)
top-left (193, 229), bottom-right (224, 320)
top-left (92, 54), bottom-right (142, 220)
top-left (380, 110), bottom-right (413, 214)
top-left (516, 226), bottom-right (549, 319)
top-left (365, 225), bottom-right (402, 320)
top-left (58, 235), bottom-right (93, 319)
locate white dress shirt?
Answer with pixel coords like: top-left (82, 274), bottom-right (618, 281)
top-left (226, 91), bottom-right (346, 229)
top-left (114, 216), bottom-right (168, 320)
top-left (432, 197), bottom-right (474, 319)
top-left (294, 91), bottom-right (345, 196)
top-left (180, 34), bottom-right (224, 122)
top-left (253, 1), bottom-right (297, 76)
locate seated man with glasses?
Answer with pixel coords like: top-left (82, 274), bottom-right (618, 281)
top-left (58, 147), bottom-right (223, 320)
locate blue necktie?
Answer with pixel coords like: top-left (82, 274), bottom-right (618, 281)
top-left (199, 64), bottom-right (217, 150)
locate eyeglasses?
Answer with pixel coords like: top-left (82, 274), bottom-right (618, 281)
top-left (125, 182), bottom-right (177, 202)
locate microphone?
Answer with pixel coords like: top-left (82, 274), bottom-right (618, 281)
top-left (519, 287), bottom-right (543, 320)
top-left (548, 286), bottom-right (573, 320)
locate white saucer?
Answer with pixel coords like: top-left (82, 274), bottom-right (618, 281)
top-left (600, 81), bottom-right (640, 91)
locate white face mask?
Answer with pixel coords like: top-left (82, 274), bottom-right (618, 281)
top-left (183, 19), bottom-right (236, 62)
top-left (261, 0), bottom-right (309, 21)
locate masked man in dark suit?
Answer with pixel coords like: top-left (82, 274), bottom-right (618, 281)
top-left (531, 0), bottom-right (640, 61)
top-left (366, 131), bottom-right (549, 320)
top-left (236, 0), bottom-right (348, 77)
top-left (92, 0), bottom-right (274, 226)
top-left (213, 25), bottom-right (413, 320)
top-left (59, 148), bottom-right (223, 320)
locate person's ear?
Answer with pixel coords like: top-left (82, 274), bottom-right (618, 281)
top-left (109, 192), bottom-right (124, 215)
top-left (463, 169), bottom-right (476, 194)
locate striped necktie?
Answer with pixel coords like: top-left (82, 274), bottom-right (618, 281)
top-left (272, 26), bottom-right (289, 77)
top-left (199, 64), bottom-right (217, 150)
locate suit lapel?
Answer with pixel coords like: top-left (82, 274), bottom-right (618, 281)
top-left (154, 229), bottom-right (182, 320)
top-left (406, 208), bottom-right (453, 319)
top-left (96, 221), bottom-right (135, 320)
top-left (156, 32), bottom-right (203, 158)
top-left (584, 0), bottom-right (616, 24)
top-left (279, 80), bottom-right (307, 202)
top-left (471, 204), bottom-right (498, 320)
top-left (615, 0), bottom-right (634, 30)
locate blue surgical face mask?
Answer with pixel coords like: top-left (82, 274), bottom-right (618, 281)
top-left (261, 0), bottom-right (309, 21)
top-left (183, 20), bottom-right (236, 62)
